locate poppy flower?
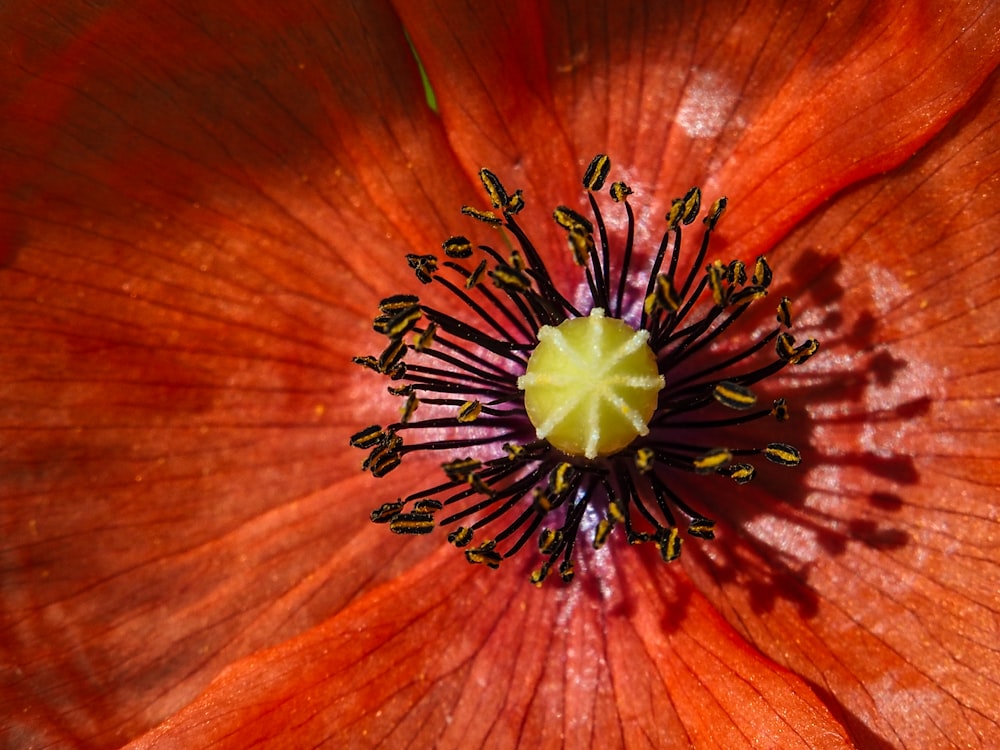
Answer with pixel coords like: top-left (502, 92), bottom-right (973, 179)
top-left (2, 1), bottom-right (998, 748)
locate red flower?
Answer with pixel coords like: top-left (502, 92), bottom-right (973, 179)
top-left (2, 2), bottom-right (998, 747)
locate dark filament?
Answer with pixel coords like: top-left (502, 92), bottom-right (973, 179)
top-left (351, 155), bottom-right (820, 585)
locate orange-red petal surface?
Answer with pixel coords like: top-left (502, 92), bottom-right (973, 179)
top-left (0, 1), bottom-right (476, 745)
top-left (399, 0), bottom-right (1000, 264)
top-left (129, 546), bottom-right (854, 750)
top-left (2, 0), bottom-right (998, 748)
top-left (684, 69), bottom-right (1000, 746)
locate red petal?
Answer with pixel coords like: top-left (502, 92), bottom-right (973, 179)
top-left (399, 1), bottom-right (1000, 260)
top-left (130, 547), bottom-right (853, 749)
top-left (685, 69), bottom-right (1000, 746)
top-left (0, 1), bottom-right (476, 744)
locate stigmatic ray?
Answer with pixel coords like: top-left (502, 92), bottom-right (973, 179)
top-left (351, 155), bottom-right (819, 585)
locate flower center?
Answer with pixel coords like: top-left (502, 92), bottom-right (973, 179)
top-left (517, 308), bottom-right (663, 459)
top-left (350, 154), bottom-right (821, 585)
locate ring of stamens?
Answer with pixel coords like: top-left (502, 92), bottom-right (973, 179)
top-left (350, 155), bottom-right (820, 585)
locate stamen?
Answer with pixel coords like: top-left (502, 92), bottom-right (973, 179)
top-left (712, 381), bottom-right (758, 410)
top-left (351, 155), bottom-right (819, 583)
